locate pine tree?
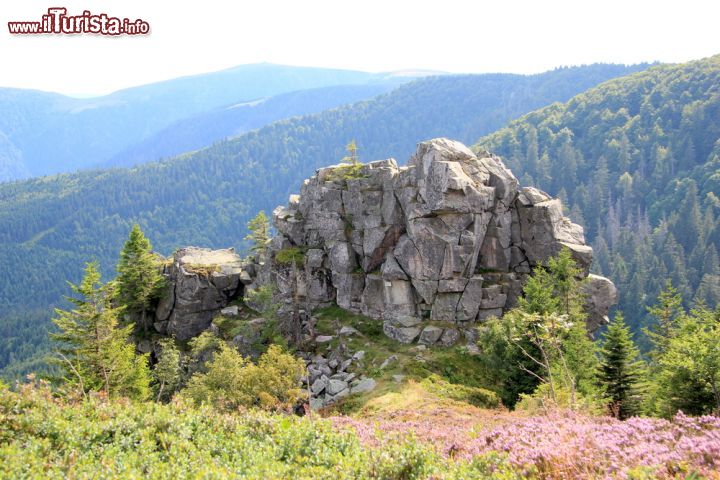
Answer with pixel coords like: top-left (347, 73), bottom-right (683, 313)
top-left (481, 248), bottom-right (600, 409)
top-left (52, 262), bottom-right (150, 400)
top-left (562, 319), bottom-right (601, 401)
top-left (245, 211), bottom-right (271, 258)
top-left (518, 267), bottom-right (560, 315)
top-left (341, 140), bottom-right (360, 166)
top-left (153, 339), bottom-right (182, 402)
top-left (115, 224), bottom-right (165, 332)
top-left (644, 280), bottom-right (683, 357)
top-left (546, 247), bottom-right (585, 318)
top-left (671, 182), bottom-right (702, 252)
top-left (657, 306), bottom-right (720, 415)
top-left (598, 313), bottom-right (646, 418)
top-left (694, 245), bottom-right (720, 308)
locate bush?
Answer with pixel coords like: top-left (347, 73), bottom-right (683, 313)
top-left (1, 380), bottom-right (718, 478)
top-left (515, 382), bottom-right (605, 415)
top-left (181, 344), bottom-right (306, 412)
top-left (0, 380), bottom-right (450, 478)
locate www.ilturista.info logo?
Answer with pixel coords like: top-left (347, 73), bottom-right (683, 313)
top-left (8, 8), bottom-right (150, 35)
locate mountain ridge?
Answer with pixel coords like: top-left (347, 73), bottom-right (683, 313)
top-left (0, 64), bottom-right (414, 181)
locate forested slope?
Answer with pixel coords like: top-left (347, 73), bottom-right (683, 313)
top-left (477, 55), bottom-right (720, 338)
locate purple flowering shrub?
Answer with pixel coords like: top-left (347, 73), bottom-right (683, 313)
top-left (332, 410), bottom-right (720, 478)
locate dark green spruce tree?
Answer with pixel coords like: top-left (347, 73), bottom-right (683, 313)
top-left (598, 313), bottom-right (646, 419)
top-left (643, 281), bottom-right (683, 359)
top-left (115, 224), bottom-right (165, 333)
top-left (478, 248), bottom-right (600, 408)
top-left (52, 262), bottom-right (150, 400)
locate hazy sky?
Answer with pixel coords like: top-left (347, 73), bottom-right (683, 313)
top-left (1, 0), bottom-right (718, 96)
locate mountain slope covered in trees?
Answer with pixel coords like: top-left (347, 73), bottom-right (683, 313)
top-left (477, 55), bottom-right (720, 339)
top-left (0, 63), bottom-right (646, 376)
top-left (0, 64), bottom-right (404, 181)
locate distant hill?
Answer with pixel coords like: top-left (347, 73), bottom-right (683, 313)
top-left (106, 83), bottom-right (402, 168)
top-left (0, 64), bottom-right (409, 181)
top-left (477, 55), bottom-right (720, 339)
top-left (0, 63), bottom-right (646, 377)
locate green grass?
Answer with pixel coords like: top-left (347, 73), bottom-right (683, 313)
top-left (212, 304), bottom-right (288, 354)
top-left (312, 304), bottom-right (500, 413)
top-left (324, 163), bottom-right (366, 182)
top-left (420, 374), bottom-right (499, 408)
top-left (211, 303), bottom-right (257, 339)
top-left (274, 247), bottom-right (305, 267)
top-left (314, 305), bottom-right (384, 339)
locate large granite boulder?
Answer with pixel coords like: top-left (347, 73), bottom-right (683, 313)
top-left (583, 274), bottom-right (619, 332)
top-left (264, 138), bottom-right (617, 343)
top-left (155, 247), bottom-right (245, 340)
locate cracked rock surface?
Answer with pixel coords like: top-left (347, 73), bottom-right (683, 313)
top-left (268, 138), bottom-right (616, 344)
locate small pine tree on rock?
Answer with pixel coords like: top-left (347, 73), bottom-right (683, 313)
top-left (341, 140), bottom-right (359, 166)
top-left (245, 211), bottom-right (271, 259)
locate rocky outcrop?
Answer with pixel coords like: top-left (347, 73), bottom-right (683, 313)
top-left (582, 274), bottom-right (619, 331)
top-left (154, 247), bottom-right (250, 340)
top-left (267, 138), bottom-right (616, 343)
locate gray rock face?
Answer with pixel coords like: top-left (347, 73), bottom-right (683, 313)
top-left (583, 274), bottom-right (619, 332)
top-left (311, 376), bottom-right (329, 395)
top-left (220, 305), bottom-right (240, 317)
top-left (304, 348), bottom-right (370, 409)
top-left (266, 138), bottom-right (616, 343)
top-left (156, 247), bottom-right (245, 341)
top-left (383, 323), bottom-right (421, 344)
top-left (439, 328), bottom-right (461, 347)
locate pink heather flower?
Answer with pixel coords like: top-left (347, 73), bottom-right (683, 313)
top-left (330, 411), bottom-right (720, 478)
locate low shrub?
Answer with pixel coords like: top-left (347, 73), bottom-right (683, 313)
top-left (181, 344), bottom-right (305, 412)
top-left (274, 247), bottom-right (305, 267)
